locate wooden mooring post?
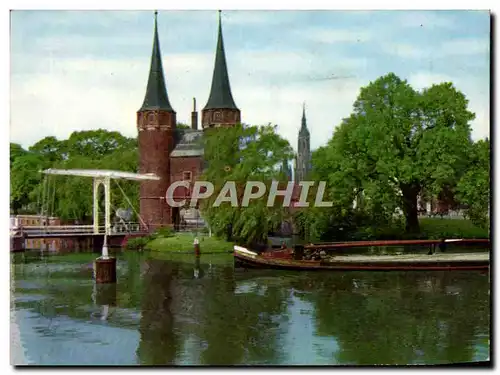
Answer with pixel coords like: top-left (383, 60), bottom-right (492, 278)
top-left (94, 235), bottom-right (117, 284)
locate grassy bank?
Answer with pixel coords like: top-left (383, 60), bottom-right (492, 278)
top-left (372, 218), bottom-right (489, 240)
top-left (419, 218), bottom-right (489, 239)
top-left (145, 233), bottom-right (233, 254)
top-left (126, 218), bottom-right (488, 253)
top-left (315, 217), bottom-right (490, 243)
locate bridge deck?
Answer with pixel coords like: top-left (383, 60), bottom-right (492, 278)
top-left (20, 232), bottom-right (149, 238)
top-left (11, 223), bottom-right (146, 239)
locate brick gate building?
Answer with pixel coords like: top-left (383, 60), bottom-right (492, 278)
top-left (137, 11), bottom-right (310, 231)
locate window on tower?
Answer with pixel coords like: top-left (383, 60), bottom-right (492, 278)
top-left (183, 171), bottom-right (192, 181)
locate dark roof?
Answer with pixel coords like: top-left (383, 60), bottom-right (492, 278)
top-left (203, 12), bottom-right (238, 111)
top-left (170, 129), bottom-right (204, 157)
top-left (139, 12), bottom-right (175, 112)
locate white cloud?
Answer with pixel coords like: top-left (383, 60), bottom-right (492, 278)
top-left (235, 77), bottom-right (366, 151)
top-left (10, 48), bottom-right (368, 154)
top-left (396, 11), bottom-right (456, 29)
top-left (29, 34), bottom-right (149, 55)
top-left (382, 43), bottom-right (431, 59)
top-left (407, 72), bottom-right (454, 90)
top-left (9, 10), bottom-right (490, 154)
top-left (302, 28), bottom-right (373, 44)
top-left (11, 49), bottom-right (488, 156)
top-left (10, 60), bottom-right (145, 146)
top-left (440, 37), bottom-right (490, 56)
top-left (231, 50), bottom-right (367, 82)
top-left (383, 37), bottom-right (489, 61)
top-left (223, 10), bottom-right (297, 25)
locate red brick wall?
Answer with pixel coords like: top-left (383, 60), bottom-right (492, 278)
top-left (137, 110), bottom-right (176, 229)
top-left (201, 108), bottom-right (240, 129)
top-left (170, 156), bottom-right (204, 201)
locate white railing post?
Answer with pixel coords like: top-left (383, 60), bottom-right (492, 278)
top-left (102, 234), bottom-right (109, 259)
top-left (93, 179), bottom-right (100, 234)
top-left (100, 176), bottom-right (111, 259)
top-left (104, 176), bottom-right (111, 237)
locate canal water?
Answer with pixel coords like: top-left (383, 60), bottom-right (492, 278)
top-left (10, 250), bottom-right (490, 365)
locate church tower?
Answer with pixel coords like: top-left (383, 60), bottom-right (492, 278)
top-left (137, 11), bottom-right (176, 230)
top-left (202, 11), bottom-right (241, 129)
top-left (295, 103), bottom-right (311, 182)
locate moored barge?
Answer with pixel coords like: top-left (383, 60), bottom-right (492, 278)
top-left (234, 239), bottom-right (490, 271)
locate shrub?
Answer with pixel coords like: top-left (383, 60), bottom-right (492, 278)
top-left (126, 236), bottom-right (151, 250)
top-left (151, 226), bottom-right (175, 240)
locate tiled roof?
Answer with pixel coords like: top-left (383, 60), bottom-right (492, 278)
top-left (170, 129), bottom-right (204, 157)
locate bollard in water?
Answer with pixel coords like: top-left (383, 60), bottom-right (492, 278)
top-left (94, 257), bottom-right (117, 283)
top-left (194, 237), bottom-right (200, 256)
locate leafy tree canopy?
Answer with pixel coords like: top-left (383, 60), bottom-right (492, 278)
top-left (200, 124), bottom-right (294, 245)
top-left (11, 129), bottom-right (139, 221)
top-left (455, 138), bottom-right (490, 229)
top-left (311, 73), bottom-right (476, 233)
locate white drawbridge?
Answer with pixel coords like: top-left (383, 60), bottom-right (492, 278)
top-left (41, 169), bottom-right (160, 258)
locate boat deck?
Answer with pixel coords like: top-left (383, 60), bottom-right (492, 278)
top-left (324, 252), bottom-right (489, 263)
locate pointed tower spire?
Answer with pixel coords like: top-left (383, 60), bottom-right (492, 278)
top-left (295, 103), bottom-right (311, 182)
top-left (300, 102), bottom-right (309, 135)
top-left (203, 10), bottom-right (238, 111)
top-left (139, 11), bottom-right (174, 112)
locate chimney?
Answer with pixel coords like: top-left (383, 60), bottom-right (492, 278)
top-left (191, 98), bottom-right (198, 130)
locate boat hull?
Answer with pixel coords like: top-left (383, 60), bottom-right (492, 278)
top-left (233, 246), bottom-right (490, 271)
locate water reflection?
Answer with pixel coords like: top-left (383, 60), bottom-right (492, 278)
top-left (136, 259), bottom-right (179, 365)
top-left (11, 251), bottom-right (490, 365)
top-left (289, 271), bottom-right (490, 365)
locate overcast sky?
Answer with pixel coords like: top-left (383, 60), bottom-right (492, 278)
top-left (10, 10), bottom-right (490, 151)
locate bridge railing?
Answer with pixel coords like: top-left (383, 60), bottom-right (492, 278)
top-left (13, 223), bottom-right (145, 236)
top-left (17, 225), bottom-right (96, 233)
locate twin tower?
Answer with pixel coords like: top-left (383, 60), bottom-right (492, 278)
top-left (137, 11), bottom-right (310, 231)
top-left (137, 11), bottom-right (240, 230)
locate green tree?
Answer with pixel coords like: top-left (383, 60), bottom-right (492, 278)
top-left (456, 138), bottom-right (490, 229)
top-left (48, 143), bottom-right (139, 222)
top-left (10, 152), bottom-right (45, 214)
top-left (65, 129), bottom-right (136, 159)
top-left (17, 130), bottom-right (140, 221)
top-left (10, 143), bottom-right (27, 167)
top-left (312, 73), bottom-right (475, 233)
top-left (29, 136), bottom-right (67, 163)
top-left (176, 122), bottom-right (190, 129)
top-left (201, 124), bottom-right (294, 245)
